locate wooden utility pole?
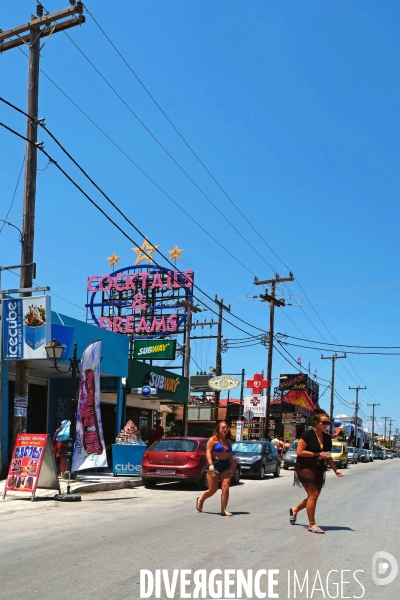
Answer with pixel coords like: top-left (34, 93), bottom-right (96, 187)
top-left (367, 403), bottom-right (380, 452)
top-left (179, 300), bottom-right (201, 435)
top-left (381, 416), bottom-right (389, 444)
top-left (349, 385), bottom-right (366, 447)
top-left (320, 353), bottom-right (346, 430)
top-left (255, 273), bottom-right (294, 438)
top-left (388, 419), bottom-right (395, 449)
top-left (214, 297), bottom-right (230, 423)
top-left (0, 3), bottom-right (85, 444)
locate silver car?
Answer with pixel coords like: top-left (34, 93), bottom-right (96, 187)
top-left (283, 440), bottom-right (298, 470)
top-left (347, 447), bottom-right (358, 464)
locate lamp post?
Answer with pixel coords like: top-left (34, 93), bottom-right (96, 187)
top-left (45, 339), bottom-right (81, 502)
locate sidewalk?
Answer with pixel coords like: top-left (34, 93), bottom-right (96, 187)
top-left (0, 469), bottom-right (143, 502)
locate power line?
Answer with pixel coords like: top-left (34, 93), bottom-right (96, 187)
top-left (0, 117), bottom-right (267, 339)
top-left (0, 157), bottom-right (25, 233)
top-left (278, 339), bottom-right (400, 356)
top-left (276, 333), bottom-right (400, 349)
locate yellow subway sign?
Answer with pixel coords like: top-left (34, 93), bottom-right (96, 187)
top-left (133, 339), bottom-right (176, 360)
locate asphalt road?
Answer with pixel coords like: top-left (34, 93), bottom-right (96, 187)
top-left (0, 459), bottom-right (399, 600)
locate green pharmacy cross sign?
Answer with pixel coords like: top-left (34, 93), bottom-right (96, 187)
top-left (133, 339), bottom-right (176, 360)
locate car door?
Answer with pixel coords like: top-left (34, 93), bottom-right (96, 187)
top-left (264, 442), bottom-right (275, 472)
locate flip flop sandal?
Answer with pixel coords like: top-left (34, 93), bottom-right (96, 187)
top-left (308, 525), bottom-right (325, 534)
top-left (289, 508), bottom-right (296, 525)
top-left (196, 497), bottom-right (202, 513)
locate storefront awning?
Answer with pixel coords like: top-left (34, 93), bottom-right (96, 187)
top-left (101, 392), bottom-right (171, 412)
top-left (283, 389), bottom-right (315, 410)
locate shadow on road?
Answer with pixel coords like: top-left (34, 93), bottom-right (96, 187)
top-left (85, 497), bottom-right (138, 502)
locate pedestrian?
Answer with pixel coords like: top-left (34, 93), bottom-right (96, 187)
top-left (290, 408), bottom-right (344, 533)
top-left (150, 419), bottom-right (164, 445)
top-left (52, 420), bottom-right (70, 477)
top-left (196, 421), bottom-right (235, 516)
top-left (169, 429), bottom-right (180, 438)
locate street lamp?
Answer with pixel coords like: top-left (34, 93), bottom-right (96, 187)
top-left (45, 339), bottom-right (81, 502)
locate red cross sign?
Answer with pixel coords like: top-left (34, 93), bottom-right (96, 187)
top-left (246, 373), bottom-right (269, 395)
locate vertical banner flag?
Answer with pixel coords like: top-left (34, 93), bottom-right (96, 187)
top-left (297, 355), bottom-right (302, 366)
top-left (3, 295), bottom-right (51, 360)
top-left (313, 369), bottom-right (317, 379)
top-left (72, 340), bottom-right (107, 471)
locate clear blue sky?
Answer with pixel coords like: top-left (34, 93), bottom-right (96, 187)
top-left (1, 1), bottom-right (399, 435)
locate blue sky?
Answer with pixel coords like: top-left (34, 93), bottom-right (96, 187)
top-left (1, 1), bottom-right (399, 435)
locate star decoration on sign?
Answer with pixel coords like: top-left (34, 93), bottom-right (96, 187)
top-left (107, 252), bottom-right (121, 267)
top-left (132, 238), bottom-right (160, 265)
top-left (168, 245), bottom-right (184, 260)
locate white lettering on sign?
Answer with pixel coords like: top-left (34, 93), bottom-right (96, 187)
top-left (149, 372), bottom-right (180, 393)
top-left (137, 343), bottom-right (170, 356)
top-left (115, 463), bottom-right (142, 472)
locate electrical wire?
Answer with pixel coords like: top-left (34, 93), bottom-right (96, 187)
top-left (0, 157), bottom-right (25, 233)
top-left (276, 333), bottom-right (400, 349)
top-left (278, 339), bottom-right (400, 356)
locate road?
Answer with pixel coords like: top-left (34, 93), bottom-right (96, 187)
top-left (0, 459), bottom-right (399, 600)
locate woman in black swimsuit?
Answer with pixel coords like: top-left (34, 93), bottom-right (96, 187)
top-left (290, 408), bottom-right (344, 533)
top-left (196, 421), bottom-right (236, 516)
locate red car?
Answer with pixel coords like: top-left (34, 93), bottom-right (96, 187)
top-left (141, 437), bottom-right (241, 490)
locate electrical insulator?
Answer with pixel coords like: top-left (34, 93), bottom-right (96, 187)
top-left (76, 1), bottom-right (84, 14)
top-left (69, 0), bottom-right (76, 5)
top-left (36, 4), bottom-right (44, 17)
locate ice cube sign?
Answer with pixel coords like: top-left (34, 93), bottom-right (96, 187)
top-left (3, 296), bottom-right (51, 360)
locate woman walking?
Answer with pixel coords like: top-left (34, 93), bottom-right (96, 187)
top-left (290, 408), bottom-right (344, 533)
top-left (196, 421), bottom-right (236, 516)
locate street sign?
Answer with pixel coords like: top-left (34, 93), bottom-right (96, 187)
top-left (207, 375), bottom-right (240, 391)
top-left (243, 410), bottom-right (254, 421)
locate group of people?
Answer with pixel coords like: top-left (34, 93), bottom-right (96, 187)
top-left (196, 408), bottom-right (344, 533)
top-left (272, 435), bottom-right (290, 462)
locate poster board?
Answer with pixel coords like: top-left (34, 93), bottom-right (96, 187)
top-left (3, 434), bottom-right (61, 501)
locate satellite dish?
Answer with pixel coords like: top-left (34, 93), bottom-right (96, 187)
top-left (243, 410), bottom-right (254, 421)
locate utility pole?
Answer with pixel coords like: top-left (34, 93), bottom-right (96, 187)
top-left (0, 2), bottom-right (85, 444)
top-left (255, 273), bottom-right (294, 438)
top-left (320, 353), bottom-right (346, 432)
top-left (349, 385), bottom-right (366, 447)
top-left (214, 297), bottom-right (230, 423)
top-left (367, 403), bottom-right (380, 453)
top-left (381, 417), bottom-right (389, 444)
top-left (388, 419), bottom-right (395, 449)
top-left (179, 300), bottom-right (201, 436)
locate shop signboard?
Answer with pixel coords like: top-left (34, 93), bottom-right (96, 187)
top-left (112, 443), bottom-right (146, 476)
top-left (3, 295), bottom-right (51, 360)
top-left (279, 373), bottom-right (319, 406)
top-left (282, 412), bottom-right (306, 424)
top-left (284, 425), bottom-right (297, 443)
top-left (244, 395), bottom-right (266, 416)
top-left (133, 339), bottom-right (176, 360)
top-left (72, 340), bottom-right (108, 472)
top-left (3, 433), bottom-right (60, 500)
top-left (128, 360), bottom-right (189, 404)
top-left (235, 420), bottom-right (243, 441)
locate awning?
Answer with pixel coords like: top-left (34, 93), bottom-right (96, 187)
top-left (101, 392), bottom-right (168, 411)
top-left (283, 389), bottom-right (315, 410)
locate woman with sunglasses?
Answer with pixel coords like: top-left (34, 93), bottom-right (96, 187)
top-left (290, 408), bottom-right (344, 533)
top-left (196, 421), bottom-right (235, 516)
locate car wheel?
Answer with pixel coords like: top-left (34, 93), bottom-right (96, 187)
top-left (343, 461), bottom-right (348, 469)
top-left (196, 471), bottom-right (209, 490)
top-left (231, 466), bottom-right (241, 485)
top-left (257, 465), bottom-right (265, 480)
top-left (273, 462), bottom-right (280, 477)
top-left (143, 480), bottom-right (157, 489)
top-left (283, 465), bottom-right (289, 470)
top-left (338, 461), bottom-right (343, 469)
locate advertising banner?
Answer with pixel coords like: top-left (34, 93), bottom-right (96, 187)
top-left (3, 433), bottom-right (60, 500)
top-left (133, 339), bottom-right (176, 360)
top-left (2, 295), bottom-right (51, 360)
top-left (243, 395), bottom-right (266, 416)
top-left (72, 340), bottom-right (108, 471)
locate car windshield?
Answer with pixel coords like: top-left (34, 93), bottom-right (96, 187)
top-left (348, 448), bottom-right (355, 453)
top-left (332, 445), bottom-right (342, 453)
top-left (289, 441), bottom-right (298, 451)
top-left (150, 440), bottom-right (198, 452)
top-left (232, 443), bottom-right (262, 453)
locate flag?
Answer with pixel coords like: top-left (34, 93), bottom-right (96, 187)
top-left (308, 362), bottom-right (311, 374)
top-left (72, 340), bottom-right (108, 471)
top-left (297, 355), bottom-right (302, 365)
top-left (313, 369), bottom-right (317, 379)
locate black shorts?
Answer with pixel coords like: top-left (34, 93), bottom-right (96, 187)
top-left (207, 457), bottom-right (231, 474)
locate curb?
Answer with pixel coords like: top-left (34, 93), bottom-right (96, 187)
top-left (73, 479), bottom-right (143, 494)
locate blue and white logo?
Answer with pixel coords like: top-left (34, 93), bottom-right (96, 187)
top-left (3, 299), bottom-right (23, 360)
top-left (141, 386), bottom-right (151, 397)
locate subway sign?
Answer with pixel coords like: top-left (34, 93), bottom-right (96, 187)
top-left (133, 339), bottom-right (176, 360)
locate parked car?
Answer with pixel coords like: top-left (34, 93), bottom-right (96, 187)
top-left (386, 452), bottom-right (394, 459)
top-left (365, 449), bottom-right (373, 462)
top-left (373, 450), bottom-right (385, 460)
top-left (283, 440), bottom-right (298, 470)
top-left (141, 437), bottom-right (241, 490)
top-left (347, 447), bottom-right (358, 464)
top-left (330, 441), bottom-right (348, 469)
top-left (232, 440), bottom-right (280, 479)
top-left (356, 448), bottom-right (367, 463)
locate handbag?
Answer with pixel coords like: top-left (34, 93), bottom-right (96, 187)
top-left (56, 422), bottom-right (71, 442)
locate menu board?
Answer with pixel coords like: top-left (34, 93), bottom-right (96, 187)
top-left (3, 434), bottom-right (60, 501)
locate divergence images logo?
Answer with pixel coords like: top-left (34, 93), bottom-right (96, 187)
top-left (372, 551), bottom-right (398, 586)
